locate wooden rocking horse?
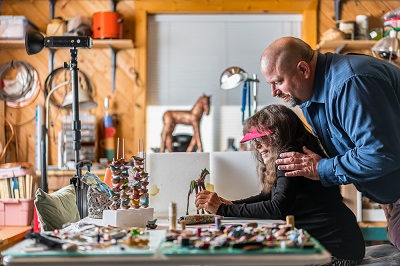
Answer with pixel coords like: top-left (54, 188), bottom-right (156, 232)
top-left (160, 94), bottom-right (211, 152)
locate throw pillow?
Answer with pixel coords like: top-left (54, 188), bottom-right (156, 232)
top-left (34, 184), bottom-right (80, 231)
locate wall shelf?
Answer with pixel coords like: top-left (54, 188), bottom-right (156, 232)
top-left (0, 39), bottom-right (134, 50)
top-left (317, 40), bottom-right (376, 53)
top-left (0, 38), bottom-right (134, 93)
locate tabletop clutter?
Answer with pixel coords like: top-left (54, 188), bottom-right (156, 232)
top-left (24, 214), bottom-right (320, 254)
top-left (22, 141), bottom-right (322, 256)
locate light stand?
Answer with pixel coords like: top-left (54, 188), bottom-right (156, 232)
top-left (25, 29), bottom-right (93, 218)
top-left (67, 47), bottom-right (88, 218)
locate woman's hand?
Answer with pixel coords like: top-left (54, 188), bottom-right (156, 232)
top-left (195, 190), bottom-right (227, 214)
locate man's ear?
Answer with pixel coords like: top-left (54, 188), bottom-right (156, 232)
top-left (297, 61), bottom-right (310, 78)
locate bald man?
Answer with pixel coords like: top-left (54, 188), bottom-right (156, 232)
top-left (260, 36), bottom-right (400, 249)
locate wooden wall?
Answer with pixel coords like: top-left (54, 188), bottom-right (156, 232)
top-left (0, 0), bottom-right (398, 168)
top-left (0, 0), bottom-right (136, 166)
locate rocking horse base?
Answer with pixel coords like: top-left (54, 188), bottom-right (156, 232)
top-left (102, 208), bottom-right (154, 228)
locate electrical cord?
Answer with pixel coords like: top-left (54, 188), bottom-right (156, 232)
top-left (0, 114), bottom-right (15, 161)
top-left (0, 61), bottom-right (35, 102)
top-left (44, 67), bottom-right (93, 108)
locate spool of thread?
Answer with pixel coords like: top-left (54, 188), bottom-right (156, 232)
top-left (215, 216), bottom-right (222, 230)
top-left (180, 220), bottom-right (186, 230)
top-left (169, 202), bottom-right (177, 230)
top-left (286, 215), bottom-right (295, 230)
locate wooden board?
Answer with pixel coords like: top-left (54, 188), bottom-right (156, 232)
top-left (0, 226), bottom-right (31, 252)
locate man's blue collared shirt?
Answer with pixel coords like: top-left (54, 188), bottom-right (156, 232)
top-left (300, 52), bottom-right (400, 204)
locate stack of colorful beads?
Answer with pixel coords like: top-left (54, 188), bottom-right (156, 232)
top-left (109, 158), bottom-right (130, 210)
top-left (130, 156), bottom-right (150, 209)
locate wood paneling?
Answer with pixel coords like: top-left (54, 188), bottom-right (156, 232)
top-left (0, 0), bottom-right (398, 168)
top-left (318, 1), bottom-right (399, 37)
top-left (0, 0), bottom-right (136, 166)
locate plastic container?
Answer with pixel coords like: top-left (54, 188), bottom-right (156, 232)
top-left (92, 11), bottom-right (123, 39)
top-left (0, 198), bottom-right (34, 226)
top-left (0, 16), bottom-right (37, 39)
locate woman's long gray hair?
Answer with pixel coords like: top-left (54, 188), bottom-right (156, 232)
top-left (243, 104), bottom-right (324, 193)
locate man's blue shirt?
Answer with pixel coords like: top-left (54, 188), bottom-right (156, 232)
top-left (300, 52), bottom-right (400, 204)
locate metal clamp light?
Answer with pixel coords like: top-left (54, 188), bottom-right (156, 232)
top-left (220, 66), bottom-right (259, 123)
top-left (25, 29), bottom-right (93, 218)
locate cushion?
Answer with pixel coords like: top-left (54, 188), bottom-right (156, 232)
top-left (359, 244), bottom-right (400, 265)
top-left (34, 184), bottom-right (80, 231)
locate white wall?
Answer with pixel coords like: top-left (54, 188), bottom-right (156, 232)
top-left (148, 151), bottom-right (260, 217)
top-left (147, 14), bottom-right (302, 152)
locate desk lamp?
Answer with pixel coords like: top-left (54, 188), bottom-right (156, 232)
top-left (371, 29), bottom-right (399, 64)
top-left (220, 66), bottom-right (259, 123)
top-left (25, 29), bottom-right (93, 218)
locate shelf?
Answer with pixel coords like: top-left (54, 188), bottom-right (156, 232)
top-left (0, 39), bottom-right (134, 50)
top-left (0, 37), bottom-right (133, 93)
top-left (317, 40), bottom-right (376, 53)
top-left (93, 39), bottom-right (134, 49)
top-left (0, 39), bottom-right (25, 49)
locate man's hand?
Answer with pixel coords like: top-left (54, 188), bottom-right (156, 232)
top-left (275, 146), bottom-right (322, 181)
top-left (195, 190), bottom-right (225, 214)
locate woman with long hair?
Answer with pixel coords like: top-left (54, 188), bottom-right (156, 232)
top-left (196, 104), bottom-right (365, 265)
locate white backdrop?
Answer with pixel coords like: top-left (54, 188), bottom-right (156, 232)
top-left (147, 14), bottom-right (302, 152)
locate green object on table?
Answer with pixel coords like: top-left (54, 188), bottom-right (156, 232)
top-left (361, 227), bottom-right (388, 241)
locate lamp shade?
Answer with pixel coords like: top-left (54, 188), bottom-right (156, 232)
top-left (220, 66), bottom-right (248, 90)
top-left (25, 29), bottom-right (45, 55)
top-left (371, 30), bottom-right (399, 62)
top-left (61, 85), bottom-right (98, 110)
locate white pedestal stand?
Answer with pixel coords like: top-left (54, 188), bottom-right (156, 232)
top-left (102, 208), bottom-right (154, 227)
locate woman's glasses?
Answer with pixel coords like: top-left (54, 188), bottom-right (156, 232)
top-left (251, 137), bottom-right (264, 145)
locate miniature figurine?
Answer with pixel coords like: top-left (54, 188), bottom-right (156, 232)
top-left (146, 219), bottom-right (158, 229)
top-left (186, 168), bottom-right (210, 215)
top-left (160, 94), bottom-right (211, 152)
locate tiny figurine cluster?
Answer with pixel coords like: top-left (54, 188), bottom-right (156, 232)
top-left (163, 222), bottom-right (315, 252)
top-left (108, 155), bottom-right (150, 210)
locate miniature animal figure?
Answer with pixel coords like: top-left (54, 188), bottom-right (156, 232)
top-left (186, 168), bottom-right (210, 215)
top-left (160, 94), bottom-right (211, 152)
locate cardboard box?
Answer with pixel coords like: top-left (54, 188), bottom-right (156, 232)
top-left (0, 198), bottom-right (34, 226)
top-left (0, 16), bottom-right (37, 39)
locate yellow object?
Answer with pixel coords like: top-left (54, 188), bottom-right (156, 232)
top-left (180, 220), bottom-right (186, 230)
top-left (286, 215), bottom-right (295, 229)
top-left (169, 202), bottom-right (177, 230)
top-left (46, 18), bottom-right (66, 36)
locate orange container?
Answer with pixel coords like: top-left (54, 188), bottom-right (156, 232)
top-left (92, 11), bottom-right (123, 39)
